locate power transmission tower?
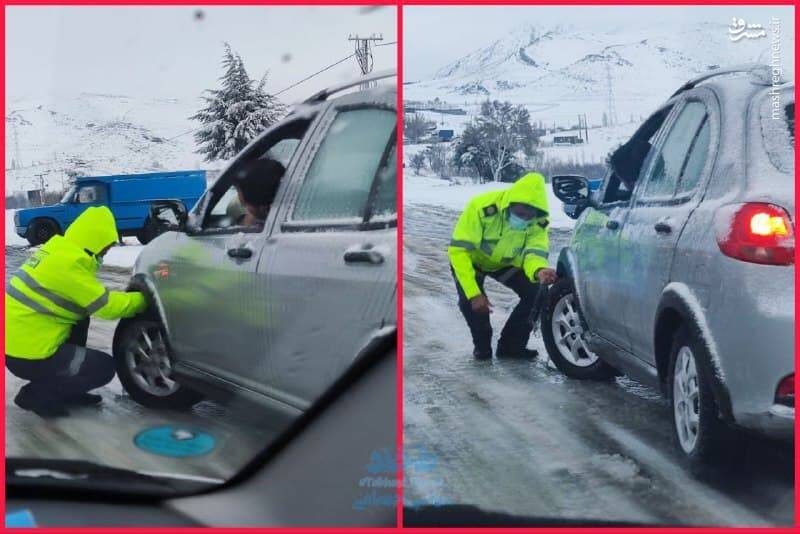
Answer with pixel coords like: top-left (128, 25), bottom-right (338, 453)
top-left (605, 63), bottom-right (618, 128)
top-left (11, 119), bottom-right (22, 169)
top-left (348, 33), bottom-right (383, 89)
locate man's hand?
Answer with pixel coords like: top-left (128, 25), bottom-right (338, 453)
top-left (470, 294), bottom-right (493, 314)
top-left (536, 268), bottom-right (558, 285)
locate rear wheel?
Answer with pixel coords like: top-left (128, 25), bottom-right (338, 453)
top-left (114, 317), bottom-right (202, 410)
top-left (669, 325), bottom-right (731, 472)
top-left (135, 218), bottom-right (161, 245)
top-left (541, 277), bottom-right (616, 380)
top-left (27, 218), bottom-right (60, 246)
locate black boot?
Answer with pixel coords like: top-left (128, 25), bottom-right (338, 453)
top-left (473, 348), bottom-right (493, 360)
top-left (496, 344), bottom-right (538, 359)
top-left (14, 388), bottom-right (69, 418)
top-left (65, 393), bottom-right (103, 406)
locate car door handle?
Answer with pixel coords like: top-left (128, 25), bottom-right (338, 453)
top-left (344, 247), bottom-right (384, 265)
top-left (654, 222), bottom-right (672, 234)
top-left (606, 220), bottom-right (620, 230)
top-left (227, 247), bottom-right (253, 259)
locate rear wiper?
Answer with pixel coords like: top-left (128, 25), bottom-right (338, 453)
top-left (8, 458), bottom-right (222, 499)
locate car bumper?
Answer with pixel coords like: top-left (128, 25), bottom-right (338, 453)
top-left (735, 404), bottom-right (795, 439)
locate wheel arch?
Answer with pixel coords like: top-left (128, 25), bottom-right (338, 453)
top-left (112, 273), bottom-right (173, 358)
top-left (656, 285), bottom-right (734, 423)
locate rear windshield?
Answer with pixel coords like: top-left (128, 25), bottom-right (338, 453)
top-left (760, 93), bottom-right (794, 174)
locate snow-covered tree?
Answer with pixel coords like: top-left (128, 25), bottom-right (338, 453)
top-left (192, 43), bottom-right (286, 162)
top-left (452, 100), bottom-right (538, 182)
top-left (405, 112), bottom-right (435, 143)
top-left (409, 152), bottom-right (426, 175)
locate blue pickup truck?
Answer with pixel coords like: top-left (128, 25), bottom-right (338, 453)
top-left (14, 170), bottom-right (206, 246)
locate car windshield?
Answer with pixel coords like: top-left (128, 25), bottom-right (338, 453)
top-left (6, 5), bottom-right (397, 499)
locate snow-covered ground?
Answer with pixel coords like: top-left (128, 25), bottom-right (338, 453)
top-left (6, 210), bottom-right (143, 268)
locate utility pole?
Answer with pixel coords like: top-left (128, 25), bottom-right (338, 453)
top-left (34, 172), bottom-right (47, 206)
top-left (12, 120), bottom-right (22, 170)
top-left (605, 63), bottom-right (618, 128)
top-left (348, 33), bottom-right (383, 89)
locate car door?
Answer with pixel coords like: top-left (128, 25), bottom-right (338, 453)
top-left (574, 169), bottom-right (633, 349)
top-left (157, 115), bottom-right (319, 396)
top-left (619, 96), bottom-right (714, 362)
top-left (65, 182), bottom-right (108, 228)
top-left (258, 95), bottom-right (397, 408)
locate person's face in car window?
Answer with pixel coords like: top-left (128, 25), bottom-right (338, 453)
top-left (235, 185), bottom-right (270, 223)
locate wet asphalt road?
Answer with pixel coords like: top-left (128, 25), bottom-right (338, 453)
top-left (402, 203), bottom-right (793, 526)
top-left (6, 245), bottom-right (274, 482)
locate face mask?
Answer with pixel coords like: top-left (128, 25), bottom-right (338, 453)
top-left (508, 212), bottom-right (533, 231)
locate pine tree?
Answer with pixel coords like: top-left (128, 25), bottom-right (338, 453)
top-left (191, 43), bottom-right (286, 162)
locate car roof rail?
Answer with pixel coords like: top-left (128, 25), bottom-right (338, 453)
top-left (303, 69), bottom-right (396, 104)
top-left (669, 63), bottom-right (777, 98)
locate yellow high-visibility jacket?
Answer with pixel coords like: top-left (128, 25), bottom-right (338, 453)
top-left (6, 206), bottom-right (147, 359)
top-left (448, 172), bottom-right (550, 300)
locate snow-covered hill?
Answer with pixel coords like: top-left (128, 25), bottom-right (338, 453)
top-left (406, 22), bottom-right (791, 125)
top-left (6, 92), bottom-right (214, 195)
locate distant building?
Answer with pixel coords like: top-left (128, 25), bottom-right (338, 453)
top-left (552, 135), bottom-right (584, 145)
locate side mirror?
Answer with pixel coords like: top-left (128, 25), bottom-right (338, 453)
top-left (149, 200), bottom-right (187, 232)
top-left (552, 175), bottom-right (591, 204)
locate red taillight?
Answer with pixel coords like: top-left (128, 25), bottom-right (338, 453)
top-left (715, 203), bottom-right (794, 265)
top-left (776, 374), bottom-right (794, 406)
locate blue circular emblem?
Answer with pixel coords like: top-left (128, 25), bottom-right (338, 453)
top-left (134, 426), bottom-right (215, 457)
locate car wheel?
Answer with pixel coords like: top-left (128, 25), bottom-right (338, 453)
top-left (541, 277), bottom-right (616, 380)
top-left (27, 219), bottom-right (60, 246)
top-left (668, 324), bottom-right (731, 471)
top-left (114, 317), bottom-right (202, 410)
top-left (136, 218), bottom-right (161, 245)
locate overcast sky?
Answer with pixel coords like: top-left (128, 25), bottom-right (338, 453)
top-left (7, 6), bottom-right (396, 104)
top-left (404, 5), bottom-right (794, 80)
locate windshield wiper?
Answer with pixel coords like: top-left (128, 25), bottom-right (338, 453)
top-left (8, 458), bottom-right (223, 499)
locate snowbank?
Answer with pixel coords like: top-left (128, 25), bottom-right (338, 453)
top-left (5, 210), bottom-right (28, 247)
top-left (404, 174), bottom-right (575, 229)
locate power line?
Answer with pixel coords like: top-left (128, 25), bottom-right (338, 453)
top-left (375, 40), bottom-right (397, 47)
top-left (274, 53), bottom-right (355, 96)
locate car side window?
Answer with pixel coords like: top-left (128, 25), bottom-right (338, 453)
top-left (368, 144), bottom-right (397, 219)
top-left (676, 118), bottom-right (710, 195)
top-left (639, 102), bottom-right (707, 200)
top-left (291, 108), bottom-right (396, 223)
top-left (77, 185), bottom-right (103, 204)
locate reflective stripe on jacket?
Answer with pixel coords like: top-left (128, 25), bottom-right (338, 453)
top-left (447, 172), bottom-right (550, 300)
top-left (6, 206), bottom-right (147, 359)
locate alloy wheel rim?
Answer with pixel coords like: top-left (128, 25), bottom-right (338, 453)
top-left (673, 346), bottom-right (700, 453)
top-left (551, 293), bottom-right (598, 368)
top-left (124, 324), bottom-right (179, 396)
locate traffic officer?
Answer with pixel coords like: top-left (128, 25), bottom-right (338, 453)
top-left (5, 206), bottom-right (148, 417)
top-left (448, 172), bottom-right (558, 360)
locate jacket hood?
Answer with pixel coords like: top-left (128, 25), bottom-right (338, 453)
top-left (64, 206), bottom-right (119, 255)
top-left (499, 172), bottom-right (549, 215)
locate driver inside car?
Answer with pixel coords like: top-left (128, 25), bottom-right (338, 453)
top-left (225, 157), bottom-right (286, 229)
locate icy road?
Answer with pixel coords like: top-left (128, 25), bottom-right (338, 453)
top-left (403, 204), bottom-right (793, 526)
top-left (6, 246), bottom-right (274, 482)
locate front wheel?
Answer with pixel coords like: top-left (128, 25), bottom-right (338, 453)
top-left (113, 317), bottom-right (202, 410)
top-left (136, 218), bottom-right (161, 245)
top-left (541, 277), bottom-right (616, 380)
top-left (27, 218), bottom-right (60, 246)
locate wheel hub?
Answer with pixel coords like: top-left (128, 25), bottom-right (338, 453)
top-left (125, 325), bottom-right (179, 397)
top-left (551, 293), bottom-right (597, 367)
top-left (673, 346), bottom-right (700, 453)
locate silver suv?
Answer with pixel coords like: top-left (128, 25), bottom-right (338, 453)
top-left (112, 73), bottom-right (397, 423)
top-left (542, 65), bottom-right (794, 470)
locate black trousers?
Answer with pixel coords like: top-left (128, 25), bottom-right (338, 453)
top-left (453, 266), bottom-right (540, 356)
top-left (6, 318), bottom-right (116, 404)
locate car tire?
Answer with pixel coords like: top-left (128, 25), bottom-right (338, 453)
top-left (668, 324), bottom-right (732, 472)
top-left (541, 277), bottom-right (616, 380)
top-left (135, 218), bottom-right (161, 245)
top-left (27, 218), bottom-right (60, 246)
top-left (113, 316), bottom-right (202, 410)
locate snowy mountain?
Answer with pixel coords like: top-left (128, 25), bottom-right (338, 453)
top-left (407, 22), bottom-right (790, 125)
top-left (5, 92), bottom-right (215, 195)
